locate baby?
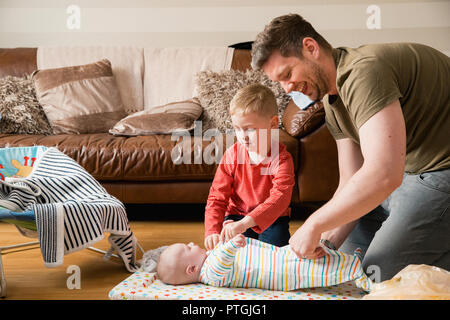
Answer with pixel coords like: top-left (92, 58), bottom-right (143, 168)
top-left (157, 234), bottom-right (372, 292)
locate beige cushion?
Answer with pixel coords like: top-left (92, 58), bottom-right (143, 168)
top-left (32, 59), bottom-right (127, 134)
top-left (36, 46), bottom-right (145, 113)
top-left (143, 47), bottom-right (234, 109)
top-left (109, 99), bottom-right (202, 136)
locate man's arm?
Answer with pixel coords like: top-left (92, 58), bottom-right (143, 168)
top-left (320, 137), bottom-right (364, 249)
top-left (289, 100), bottom-right (406, 258)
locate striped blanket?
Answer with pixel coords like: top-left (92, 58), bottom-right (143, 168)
top-left (200, 237), bottom-right (372, 292)
top-left (0, 146), bottom-right (137, 272)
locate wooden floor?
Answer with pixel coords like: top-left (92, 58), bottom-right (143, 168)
top-left (0, 219), bottom-right (303, 300)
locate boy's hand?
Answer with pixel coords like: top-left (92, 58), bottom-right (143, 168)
top-left (220, 216), bottom-right (256, 243)
top-left (231, 234), bottom-right (246, 248)
top-left (220, 220), bottom-right (246, 243)
top-left (204, 233), bottom-right (220, 251)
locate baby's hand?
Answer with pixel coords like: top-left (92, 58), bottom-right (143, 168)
top-left (204, 233), bottom-right (220, 251)
top-left (231, 234), bottom-right (246, 248)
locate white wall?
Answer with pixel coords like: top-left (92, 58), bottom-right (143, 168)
top-left (0, 0), bottom-right (448, 56)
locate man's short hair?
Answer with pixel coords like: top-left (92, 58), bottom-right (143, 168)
top-left (251, 13), bottom-right (332, 70)
top-left (230, 83), bottom-right (278, 117)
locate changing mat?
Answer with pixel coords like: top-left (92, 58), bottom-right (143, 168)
top-left (109, 271), bottom-right (367, 300)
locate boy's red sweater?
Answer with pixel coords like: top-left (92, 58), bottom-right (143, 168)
top-left (204, 142), bottom-right (295, 237)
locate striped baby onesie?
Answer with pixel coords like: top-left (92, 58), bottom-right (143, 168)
top-left (199, 237), bottom-right (372, 292)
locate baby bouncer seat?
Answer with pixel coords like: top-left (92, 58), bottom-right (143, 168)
top-left (0, 146), bottom-right (143, 298)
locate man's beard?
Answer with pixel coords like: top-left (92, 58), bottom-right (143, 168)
top-left (310, 61), bottom-right (329, 101)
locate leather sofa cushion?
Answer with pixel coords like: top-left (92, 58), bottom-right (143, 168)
top-left (0, 133), bottom-right (125, 180)
top-left (0, 130), bottom-right (298, 182)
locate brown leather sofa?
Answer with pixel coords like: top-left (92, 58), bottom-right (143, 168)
top-left (0, 48), bottom-right (339, 207)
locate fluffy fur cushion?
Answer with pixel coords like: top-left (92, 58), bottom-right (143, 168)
top-left (0, 76), bottom-right (53, 135)
top-left (195, 69), bottom-right (291, 133)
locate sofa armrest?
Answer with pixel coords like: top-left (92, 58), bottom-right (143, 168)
top-left (282, 100), bottom-right (325, 139)
top-left (231, 49), bottom-right (252, 72)
top-left (281, 99), bottom-right (338, 204)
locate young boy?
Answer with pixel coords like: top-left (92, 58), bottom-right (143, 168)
top-left (204, 83), bottom-right (295, 250)
top-left (156, 235), bottom-right (372, 292)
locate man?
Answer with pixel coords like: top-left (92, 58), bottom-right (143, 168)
top-left (252, 13), bottom-right (450, 281)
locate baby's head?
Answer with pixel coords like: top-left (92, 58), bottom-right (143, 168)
top-left (229, 84), bottom-right (279, 153)
top-left (157, 242), bottom-right (207, 285)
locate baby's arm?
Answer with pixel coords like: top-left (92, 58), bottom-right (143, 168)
top-left (200, 235), bottom-right (246, 286)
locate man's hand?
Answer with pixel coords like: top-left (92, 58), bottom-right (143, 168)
top-left (289, 220), bottom-right (325, 259)
top-left (320, 221), bottom-right (358, 250)
top-left (204, 233), bottom-right (220, 251)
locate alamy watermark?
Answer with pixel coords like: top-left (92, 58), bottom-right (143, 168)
top-left (65, 4), bottom-right (381, 31)
top-left (66, 265), bottom-right (81, 289)
top-left (66, 5), bottom-right (81, 30)
top-left (366, 264), bottom-right (381, 283)
top-left (366, 4), bottom-right (382, 30)
top-left (170, 121), bottom-right (280, 176)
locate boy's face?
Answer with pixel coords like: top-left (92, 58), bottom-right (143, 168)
top-left (231, 112), bottom-right (278, 154)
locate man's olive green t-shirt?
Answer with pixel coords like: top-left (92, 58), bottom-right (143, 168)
top-left (324, 43), bottom-right (450, 174)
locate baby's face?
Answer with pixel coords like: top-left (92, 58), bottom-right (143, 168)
top-left (169, 242), bottom-right (207, 269)
top-left (231, 112), bottom-right (278, 154)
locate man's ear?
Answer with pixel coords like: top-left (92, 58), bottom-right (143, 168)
top-left (302, 37), bottom-right (320, 59)
top-left (186, 264), bottom-right (196, 275)
top-left (270, 115), bottom-right (279, 129)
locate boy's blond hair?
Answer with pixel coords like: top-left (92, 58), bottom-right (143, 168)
top-left (230, 83), bottom-right (278, 117)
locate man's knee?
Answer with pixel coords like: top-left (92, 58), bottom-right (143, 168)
top-left (363, 250), bottom-right (450, 283)
top-left (432, 251), bottom-right (450, 273)
top-left (362, 251), bottom-right (405, 283)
